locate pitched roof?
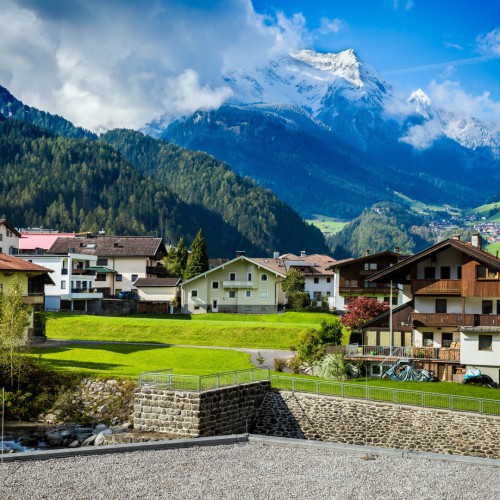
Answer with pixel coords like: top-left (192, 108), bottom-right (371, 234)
top-left (209, 258), bottom-right (230, 269)
top-left (369, 239), bottom-right (500, 283)
top-left (181, 255), bottom-right (288, 285)
top-left (19, 233), bottom-right (75, 252)
top-left (0, 253), bottom-right (52, 273)
top-left (0, 219), bottom-right (21, 238)
top-left (331, 250), bottom-right (406, 269)
top-left (252, 253), bottom-right (337, 276)
top-left (48, 236), bottom-right (166, 258)
top-left (135, 277), bottom-right (181, 287)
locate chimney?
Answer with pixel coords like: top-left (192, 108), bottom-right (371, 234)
top-left (471, 232), bottom-right (483, 250)
top-left (365, 249), bottom-right (371, 256)
top-left (300, 250), bottom-right (306, 258)
top-left (236, 250), bottom-right (245, 258)
top-left (394, 246), bottom-right (400, 254)
top-left (452, 234), bottom-right (461, 241)
top-left (273, 251), bottom-right (280, 266)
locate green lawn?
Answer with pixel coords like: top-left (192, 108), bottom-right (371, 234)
top-left (44, 312), bottom-right (334, 349)
top-left (33, 344), bottom-right (254, 378)
top-left (305, 214), bottom-right (348, 235)
top-left (485, 241), bottom-right (500, 256)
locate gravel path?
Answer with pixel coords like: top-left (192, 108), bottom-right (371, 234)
top-left (1, 442), bottom-right (498, 499)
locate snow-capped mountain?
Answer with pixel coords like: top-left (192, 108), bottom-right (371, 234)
top-left (151, 49), bottom-right (500, 218)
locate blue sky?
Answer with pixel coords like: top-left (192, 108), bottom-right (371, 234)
top-left (253, 0), bottom-right (500, 99)
top-left (0, 0), bottom-right (498, 132)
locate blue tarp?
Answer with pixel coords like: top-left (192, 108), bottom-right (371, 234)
top-left (383, 363), bottom-right (434, 382)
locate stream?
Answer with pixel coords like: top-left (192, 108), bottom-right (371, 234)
top-left (1, 422), bottom-right (51, 453)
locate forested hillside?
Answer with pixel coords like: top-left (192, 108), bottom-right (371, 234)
top-left (100, 129), bottom-right (327, 255)
top-left (0, 85), bottom-right (96, 140)
top-left (328, 202), bottom-right (430, 258)
top-left (0, 115), bottom-right (326, 256)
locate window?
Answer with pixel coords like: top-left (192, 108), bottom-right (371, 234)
top-left (482, 300), bottom-right (493, 315)
top-left (422, 332), bottom-right (434, 347)
top-left (479, 335), bottom-right (493, 351)
top-left (497, 300), bottom-right (500, 314)
top-left (97, 258), bottom-right (108, 266)
top-left (364, 263), bottom-right (378, 271)
top-left (259, 290), bottom-right (268, 299)
top-left (424, 267), bottom-right (436, 279)
top-left (442, 333), bottom-right (453, 348)
top-left (228, 291), bottom-right (236, 299)
top-left (457, 266), bottom-right (462, 279)
top-left (61, 281), bottom-right (66, 289)
top-left (212, 281), bottom-right (219, 289)
top-left (326, 291), bottom-right (331, 296)
top-left (131, 274), bottom-right (138, 282)
top-left (0, 234), bottom-right (2, 241)
top-left (313, 291), bottom-right (322, 299)
top-left (229, 272), bottom-right (236, 281)
top-left (314, 277), bottom-right (319, 284)
top-left (260, 274), bottom-right (268, 282)
top-left (326, 277), bottom-right (331, 283)
top-left (191, 290), bottom-right (198, 298)
top-left (96, 273), bottom-right (106, 282)
top-left (477, 265), bottom-right (499, 279)
top-left (440, 266), bottom-right (450, 279)
top-left (435, 299), bottom-right (447, 313)
top-left (194, 306), bottom-right (200, 310)
top-left (116, 274), bottom-right (123, 282)
top-left (245, 290), bottom-right (252, 298)
top-left (247, 272), bottom-right (252, 281)
top-left (0, 247), bottom-right (2, 253)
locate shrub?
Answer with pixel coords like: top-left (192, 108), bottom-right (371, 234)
top-left (296, 329), bottom-right (324, 364)
top-left (273, 357), bottom-right (287, 372)
top-left (313, 354), bottom-right (348, 381)
top-left (318, 318), bottom-right (343, 345)
top-left (256, 352), bottom-right (265, 366)
top-left (287, 355), bottom-right (302, 374)
top-left (286, 292), bottom-right (311, 310)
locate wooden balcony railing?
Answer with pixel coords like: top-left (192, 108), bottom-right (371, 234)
top-left (411, 279), bottom-right (461, 295)
top-left (344, 344), bottom-right (460, 361)
top-left (412, 312), bottom-right (500, 327)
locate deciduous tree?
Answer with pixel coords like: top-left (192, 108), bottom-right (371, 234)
top-left (341, 297), bottom-right (390, 331)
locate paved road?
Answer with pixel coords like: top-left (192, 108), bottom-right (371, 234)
top-left (38, 338), bottom-right (295, 370)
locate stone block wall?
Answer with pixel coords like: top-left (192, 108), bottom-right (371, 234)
top-left (253, 390), bottom-right (500, 459)
top-left (134, 381), bottom-right (270, 437)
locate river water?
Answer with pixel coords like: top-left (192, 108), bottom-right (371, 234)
top-left (1, 422), bottom-right (51, 453)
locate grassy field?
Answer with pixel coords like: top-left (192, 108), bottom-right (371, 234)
top-left (485, 241), bottom-right (500, 256)
top-left (32, 344), bottom-right (254, 378)
top-left (470, 201), bottom-right (500, 221)
top-left (305, 214), bottom-right (348, 235)
top-left (45, 312), bottom-right (334, 350)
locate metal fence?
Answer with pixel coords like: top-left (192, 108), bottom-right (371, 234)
top-left (138, 368), bottom-right (270, 392)
top-left (137, 369), bottom-right (500, 416)
top-left (270, 376), bottom-right (500, 416)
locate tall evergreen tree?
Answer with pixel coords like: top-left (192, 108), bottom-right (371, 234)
top-left (164, 237), bottom-right (189, 277)
top-left (184, 230), bottom-right (209, 280)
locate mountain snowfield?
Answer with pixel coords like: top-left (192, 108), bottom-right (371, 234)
top-left (150, 48), bottom-right (499, 218)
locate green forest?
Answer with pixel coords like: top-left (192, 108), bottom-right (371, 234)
top-left (0, 111), bottom-right (326, 257)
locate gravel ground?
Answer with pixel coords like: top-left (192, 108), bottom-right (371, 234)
top-left (1, 443), bottom-right (499, 500)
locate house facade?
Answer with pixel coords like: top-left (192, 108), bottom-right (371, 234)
top-left (0, 219), bottom-right (21, 255)
top-left (18, 252), bottom-right (103, 312)
top-left (181, 256), bottom-right (286, 314)
top-left (352, 234), bottom-right (500, 383)
top-left (331, 250), bottom-right (406, 311)
top-left (48, 236), bottom-right (167, 297)
top-left (135, 277), bottom-right (181, 302)
top-left (0, 253), bottom-right (53, 340)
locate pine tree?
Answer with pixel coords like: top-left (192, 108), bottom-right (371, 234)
top-left (184, 229), bottom-right (209, 280)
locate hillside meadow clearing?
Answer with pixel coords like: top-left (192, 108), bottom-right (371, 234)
top-left (44, 311), bottom-right (338, 350)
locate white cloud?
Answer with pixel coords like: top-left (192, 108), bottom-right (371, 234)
top-left (444, 41), bottom-right (463, 51)
top-left (428, 80), bottom-right (500, 132)
top-left (317, 17), bottom-right (346, 35)
top-left (393, 0), bottom-right (414, 11)
top-left (476, 28), bottom-right (500, 57)
top-left (400, 120), bottom-right (442, 150)
top-left (0, 0), bottom-right (310, 132)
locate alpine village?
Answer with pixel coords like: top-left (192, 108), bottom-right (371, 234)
top-left (0, 1), bottom-right (499, 498)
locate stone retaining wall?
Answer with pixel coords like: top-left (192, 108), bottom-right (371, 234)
top-left (252, 390), bottom-right (500, 459)
top-left (134, 381), bottom-right (270, 437)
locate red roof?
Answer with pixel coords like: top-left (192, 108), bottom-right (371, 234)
top-left (19, 233), bottom-right (75, 252)
top-left (0, 254), bottom-right (52, 273)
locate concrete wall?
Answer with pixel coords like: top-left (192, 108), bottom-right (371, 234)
top-left (134, 381), bottom-right (270, 437)
top-left (253, 390), bottom-right (500, 459)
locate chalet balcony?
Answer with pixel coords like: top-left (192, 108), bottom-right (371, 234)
top-left (23, 293), bottom-right (44, 305)
top-left (222, 280), bottom-right (254, 288)
top-left (146, 265), bottom-right (168, 276)
top-left (411, 279), bottom-right (461, 295)
top-left (343, 344), bottom-right (460, 362)
top-left (412, 312), bottom-right (500, 327)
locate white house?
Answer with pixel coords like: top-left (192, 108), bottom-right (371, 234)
top-left (181, 256), bottom-right (286, 314)
top-left (18, 252), bottom-right (103, 312)
top-left (0, 219), bottom-right (21, 255)
top-left (460, 327), bottom-right (500, 383)
top-left (135, 277), bottom-right (181, 303)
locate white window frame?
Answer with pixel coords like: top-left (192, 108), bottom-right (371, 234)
top-left (228, 291), bottom-right (236, 299)
top-left (245, 290), bottom-right (252, 299)
top-left (229, 272), bottom-right (236, 281)
top-left (247, 272), bottom-right (252, 281)
top-left (259, 290), bottom-right (268, 299)
top-left (191, 290), bottom-right (198, 298)
top-left (212, 281), bottom-right (219, 289)
top-left (260, 274), bottom-right (268, 282)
